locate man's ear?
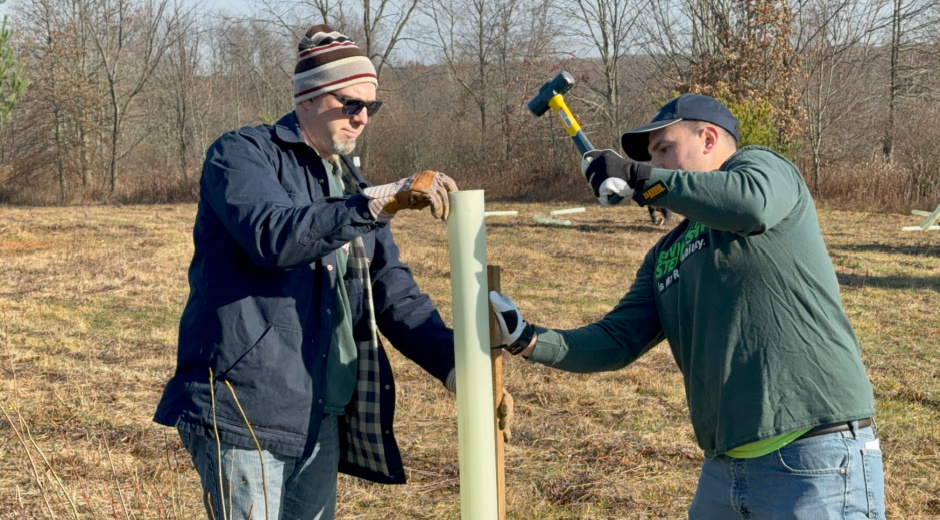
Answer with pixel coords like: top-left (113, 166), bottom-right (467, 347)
top-left (701, 125), bottom-right (720, 155)
top-left (296, 98), bottom-right (318, 114)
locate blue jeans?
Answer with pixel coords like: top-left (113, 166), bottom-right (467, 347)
top-left (689, 424), bottom-right (885, 519)
top-left (179, 414), bottom-right (340, 520)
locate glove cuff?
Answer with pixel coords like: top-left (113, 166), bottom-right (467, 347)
top-left (630, 164), bottom-right (666, 207)
top-left (627, 163), bottom-right (652, 188)
top-left (367, 197), bottom-right (396, 222)
top-left (506, 323), bottom-right (536, 355)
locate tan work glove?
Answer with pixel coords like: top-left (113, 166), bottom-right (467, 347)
top-left (497, 389), bottom-right (514, 443)
top-left (362, 170), bottom-right (458, 222)
top-left (444, 369), bottom-right (514, 443)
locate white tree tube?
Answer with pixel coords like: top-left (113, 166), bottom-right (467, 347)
top-left (533, 215), bottom-right (571, 226)
top-left (447, 190), bottom-right (498, 520)
top-left (549, 207), bottom-right (586, 215)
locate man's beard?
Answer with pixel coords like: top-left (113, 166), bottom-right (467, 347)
top-left (331, 136), bottom-right (357, 155)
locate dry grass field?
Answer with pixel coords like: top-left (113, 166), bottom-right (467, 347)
top-left (0, 201), bottom-right (938, 519)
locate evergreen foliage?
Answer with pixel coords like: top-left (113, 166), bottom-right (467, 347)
top-left (0, 0), bottom-right (28, 121)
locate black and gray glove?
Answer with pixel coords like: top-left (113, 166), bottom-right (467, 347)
top-left (488, 291), bottom-right (536, 355)
top-left (580, 150), bottom-right (653, 206)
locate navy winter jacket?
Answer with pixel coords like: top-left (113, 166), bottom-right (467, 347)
top-left (153, 111), bottom-right (455, 483)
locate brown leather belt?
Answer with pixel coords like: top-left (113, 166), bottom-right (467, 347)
top-left (799, 418), bottom-right (873, 439)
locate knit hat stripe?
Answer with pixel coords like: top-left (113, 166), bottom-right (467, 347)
top-left (294, 75), bottom-right (378, 102)
top-left (299, 41), bottom-right (358, 60)
top-left (293, 23), bottom-right (377, 105)
top-left (295, 55), bottom-right (374, 81)
top-left (295, 47), bottom-right (368, 75)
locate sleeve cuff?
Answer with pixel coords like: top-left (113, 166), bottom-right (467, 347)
top-left (525, 326), bottom-right (566, 366)
top-left (445, 368), bottom-right (457, 393)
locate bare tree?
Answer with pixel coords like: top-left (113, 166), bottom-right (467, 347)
top-left (643, 0), bottom-right (732, 85)
top-left (155, 7), bottom-right (201, 181)
top-left (793, 0), bottom-right (886, 188)
top-left (558, 0), bottom-right (647, 146)
top-left (882, 0), bottom-right (939, 158)
top-left (425, 0), bottom-right (491, 151)
top-left (424, 0), bottom-right (557, 156)
top-left (14, 0), bottom-right (108, 201)
top-left (218, 19), bottom-right (295, 122)
top-left (81, 0), bottom-right (182, 195)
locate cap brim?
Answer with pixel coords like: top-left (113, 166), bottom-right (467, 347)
top-left (620, 118), bottom-right (682, 162)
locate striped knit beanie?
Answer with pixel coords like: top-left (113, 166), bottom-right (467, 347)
top-left (293, 24), bottom-right (377, 105)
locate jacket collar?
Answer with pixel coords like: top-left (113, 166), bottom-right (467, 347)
top-left (274, 110), bottom-right (306, 145)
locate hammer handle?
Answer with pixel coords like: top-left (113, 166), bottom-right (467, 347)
top-left (547, 95), bottom-right (624, 205)
top-left (572, 130), bottom-right (594, 155)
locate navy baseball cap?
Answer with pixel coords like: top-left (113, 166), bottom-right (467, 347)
top-left (621, 93), bottom-right (739, 161)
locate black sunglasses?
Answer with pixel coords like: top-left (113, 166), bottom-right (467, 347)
top-left (329, 92), bottom-right (383, 117)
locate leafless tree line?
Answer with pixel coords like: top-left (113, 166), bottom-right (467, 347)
top-left (1, 0), bottom-right (939, 209)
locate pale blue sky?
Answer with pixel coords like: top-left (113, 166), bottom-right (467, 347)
top-left (1, 0), bottom-right (253, 17)
top-left (0, 0), bottom-right (249, 18)
top-left (201, 0), bottom-right (253, 16)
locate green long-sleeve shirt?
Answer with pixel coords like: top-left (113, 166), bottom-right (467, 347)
top-left (529, 146), bottom-right (875, 458)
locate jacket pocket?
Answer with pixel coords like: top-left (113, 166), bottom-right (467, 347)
top-left (215, 325), bottom-right (313, 428)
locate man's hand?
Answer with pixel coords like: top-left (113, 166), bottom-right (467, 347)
top-left (363, 170), bottom-right (458, 222)
top-left (488, 291), bottom-right (536, 355)
top-left (581, 150), bottom-right (651, 207)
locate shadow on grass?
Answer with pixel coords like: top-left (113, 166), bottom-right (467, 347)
top-left (832, 243), bottom-right (940, 258)
top-left (837, 272), bottom-right (940, 292)
top-left (485, 220), bottom-right (672, 235)
top-left (571, 222), bottom-right (676, 234)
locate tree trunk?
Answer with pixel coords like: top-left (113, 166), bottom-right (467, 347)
top-left (80, 126), bottom-right (88, 187)
top-left (884, 0), bottom-right (901, 160)
top-left (109, 97), bottom-right (119, 195)
top-left (54, 106), bottom-right (66, 203)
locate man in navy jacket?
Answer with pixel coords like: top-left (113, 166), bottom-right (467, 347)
top-left (154, 24), bottom-right (463, 520)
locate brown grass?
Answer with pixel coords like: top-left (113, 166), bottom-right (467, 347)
top-left (0, 202), bottom-right (938, 519)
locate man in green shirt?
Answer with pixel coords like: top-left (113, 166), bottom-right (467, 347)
top-left (490, 94), bottom-right (885, 519)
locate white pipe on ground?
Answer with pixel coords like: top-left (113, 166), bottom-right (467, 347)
top-left (549, 207), bottom-right (585, 215)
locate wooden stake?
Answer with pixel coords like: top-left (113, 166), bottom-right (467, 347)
top-left (487, 265), bottom-right (506, 520)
